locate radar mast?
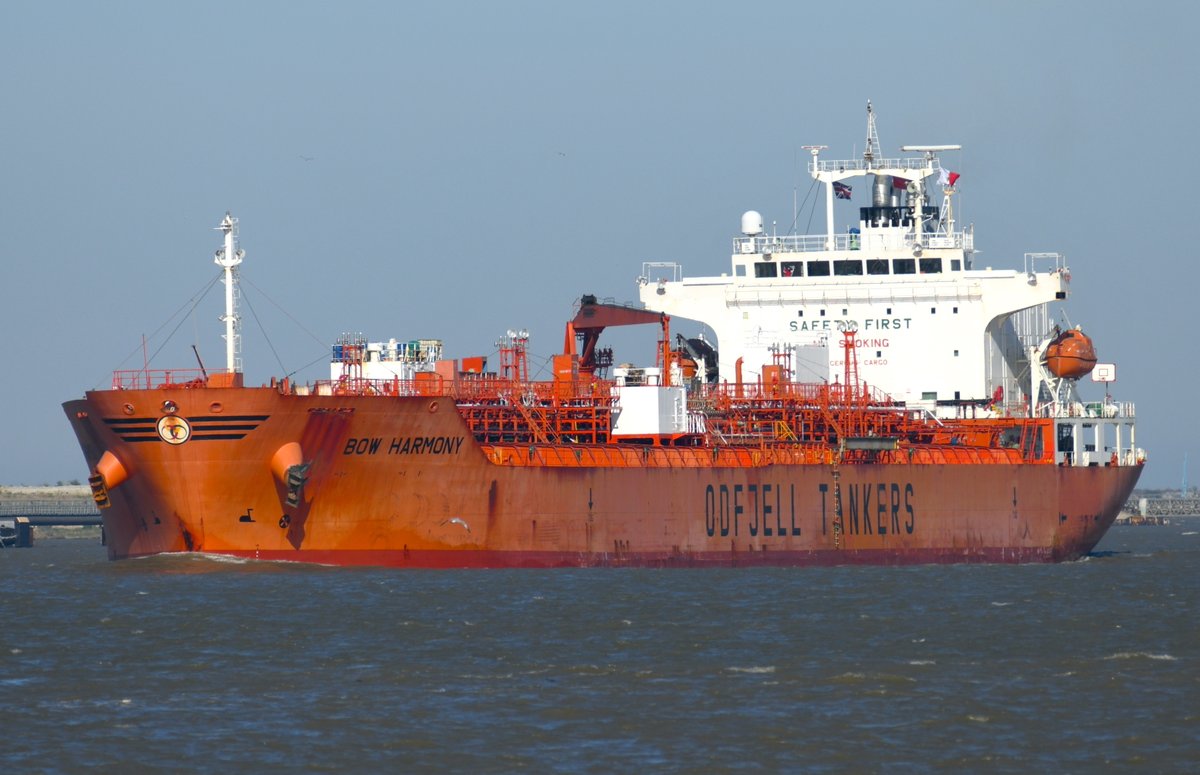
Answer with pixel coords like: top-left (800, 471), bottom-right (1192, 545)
top-left (214, 212), bottom-right (244, 374)
top-left (863, 100), bottom-right (882, 168)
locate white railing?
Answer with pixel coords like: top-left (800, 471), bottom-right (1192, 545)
top-left (641, 261), bottom-right (682, 283)
top-left (809, 157), bottom-right (932, 174)
top-left (1035, 401), bottom-right (1135, 419)
top-left (733, 231), bottom-right (973, 255)
top-left (1024, 252), bottom-right (1066, 274)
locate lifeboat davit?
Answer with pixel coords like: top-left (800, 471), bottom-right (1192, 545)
top-left (1045, 328), bottom-right (1097, 379)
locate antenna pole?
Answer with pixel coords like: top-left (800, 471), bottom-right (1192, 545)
top-left (802, 145), bottom-right (831, 248)
top-left (191, 344), bottom-right (209, 380)
top-left (864, 99), bottom-right (881, 167)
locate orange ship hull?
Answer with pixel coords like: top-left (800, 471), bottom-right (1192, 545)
top-left (64, 387), bottom-right (1142, 566)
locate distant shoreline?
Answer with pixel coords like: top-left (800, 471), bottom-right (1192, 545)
top-left (32, 525), bottom-right (103, 541)
top-left (0, 484), bottom-right (90, 499)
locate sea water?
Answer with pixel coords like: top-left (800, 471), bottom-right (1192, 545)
top-left (2, 522), bottom-right (1197, 773)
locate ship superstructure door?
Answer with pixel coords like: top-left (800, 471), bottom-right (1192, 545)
top-left (1057, 422), bottom-right (1076, 466)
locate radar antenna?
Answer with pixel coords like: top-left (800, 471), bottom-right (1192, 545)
top-left (863, 100), bottom-right (882, 168)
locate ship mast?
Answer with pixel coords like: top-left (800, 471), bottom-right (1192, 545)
top-left (804, 145), bottom-right (831, 247)
top-left (214, 212), bottom-right (244, 374)
top-left (863, 99), bottom-right (881, 167)
top-left (808, 101), bottom-right (882, 249)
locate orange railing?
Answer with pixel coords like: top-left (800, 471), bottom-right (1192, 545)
top-left (108, 363), bottom-right (1054, 466)
top-left (112, 369), bottom-right (208, 390)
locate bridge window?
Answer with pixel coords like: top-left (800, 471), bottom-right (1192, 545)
top-left (754, 262), bottom-right (778, 278)
top-left (807, 260), bottom-right (830, 277)
top-left (893, 258), bottom-right (916, 274)
top-left (919, 257), bottom-right (943, 274)
top-left (781, 261), bottom-right (802, 277)
top-left (951, 259), bottom-right (962, 271)
top-left (833, 259), bottom-right (863, 276)
top-left (1057, 423), bottom-right (1075, 452)
top-left (867, 258), bottom-right (889, 275)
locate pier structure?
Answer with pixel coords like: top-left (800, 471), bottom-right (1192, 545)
top-left (0, 499), bottom-right (101, 548)
top-left (1127, 496), bottom-right (1200, 518)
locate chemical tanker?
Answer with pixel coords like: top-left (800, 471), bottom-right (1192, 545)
top-left (64, 105), bottom-right (1143, 566)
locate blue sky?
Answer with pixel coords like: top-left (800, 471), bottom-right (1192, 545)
top-left (2, 1), bottom-right (1192, 488)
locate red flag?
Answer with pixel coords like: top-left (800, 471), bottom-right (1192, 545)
top-left (892, 176), bottom-right (909, 189)
top-left (948, 171), bottom-right (960, 186)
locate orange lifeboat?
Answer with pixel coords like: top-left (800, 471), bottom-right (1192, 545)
top-left (676, 352), bottom-right (698, 380)
top-left (1045, 328), bottom-right (1097, 379)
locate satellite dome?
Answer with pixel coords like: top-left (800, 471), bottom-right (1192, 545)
top-left (741, 210), bottom-right (764, 236)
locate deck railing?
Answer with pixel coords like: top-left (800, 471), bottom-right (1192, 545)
top-left (111, 369), bottom-right (207, 390)
top-left (733, 231), bottom-right (973, 255)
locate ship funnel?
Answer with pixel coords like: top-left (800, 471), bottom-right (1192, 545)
top-left (872, 175), bottom-right (891, 207)
top-left (873, 174), bottom-right (906, 208)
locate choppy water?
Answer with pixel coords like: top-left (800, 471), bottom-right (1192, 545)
top-left (2, 523), bottom-right (1198, 773)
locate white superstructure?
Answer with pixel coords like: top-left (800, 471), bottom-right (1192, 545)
top-left (330, 335), bottom-right (443, 382)
top-left (638, 103), bottom-right (1084, 421)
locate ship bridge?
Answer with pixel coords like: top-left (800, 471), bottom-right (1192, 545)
top-left (638, 104), bottom-right (1077, 421)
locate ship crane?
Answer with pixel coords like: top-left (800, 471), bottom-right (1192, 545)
top-left (567, 295), bottom-right (672, 386)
